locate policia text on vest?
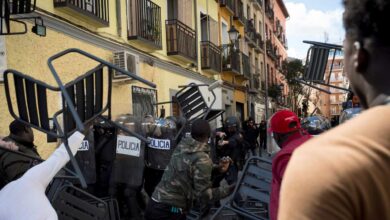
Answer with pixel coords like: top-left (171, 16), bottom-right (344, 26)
top-left (116, 135), bottom-right (141, 157)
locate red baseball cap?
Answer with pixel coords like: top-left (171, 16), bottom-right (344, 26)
top-left (269, 110), bottom-right (301, 134)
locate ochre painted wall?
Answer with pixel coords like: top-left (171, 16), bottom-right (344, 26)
top-left (1, 25), bottom-right (155, 158)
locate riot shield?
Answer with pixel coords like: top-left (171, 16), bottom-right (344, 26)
top-left (144, 117), bottom-right (178, 170)
top-left (111, 114), bottom-right (145, 187)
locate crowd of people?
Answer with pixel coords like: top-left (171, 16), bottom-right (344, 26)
top-left (0, 115), bottom-right (263, 220)
top-left (1, 0), bottom-right (390, 219)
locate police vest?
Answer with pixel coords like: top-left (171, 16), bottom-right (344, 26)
top-left (145, 128), bottom-right (177, 170)
top-left (111, 127), bottom-right (145, 187)
top-left (72, 130), bottom-right (97, 185)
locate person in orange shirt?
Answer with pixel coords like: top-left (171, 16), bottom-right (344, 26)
top-left (278, 0), bottom-right (390, 219)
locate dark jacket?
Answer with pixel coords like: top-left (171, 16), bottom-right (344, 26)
top-left (0, 135), bottom-right (40, 188)
top-left (244, 125), bottom-right (260, 149)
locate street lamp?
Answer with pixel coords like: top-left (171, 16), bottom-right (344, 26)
top-left (228, 24), bottom-right (239, 44)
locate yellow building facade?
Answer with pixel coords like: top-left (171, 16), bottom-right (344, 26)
top-left (1, 0), bottom-right (219, 158)
top-left (1, 0), bottom-right (273, 156)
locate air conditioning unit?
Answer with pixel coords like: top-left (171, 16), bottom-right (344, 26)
top-left (113, 51), bottom-right (139, 81)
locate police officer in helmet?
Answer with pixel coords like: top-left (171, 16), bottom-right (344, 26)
top-left (213, 116), bottom-right (244, 185)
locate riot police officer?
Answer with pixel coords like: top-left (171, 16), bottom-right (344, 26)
top-left (143, 116), bottom-right (181, 197)
top-left (71, 122), bottom-right (97, 194)
top-left (213, 116), bottom-right (245, 185)
top-left (110, 114), bottom-right (146, 220)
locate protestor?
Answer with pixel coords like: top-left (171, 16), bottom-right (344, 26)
top-left (267, 110), bottom-right (311, 220)
top-left (144, 119), bottom-right (235, 220)
top-left (259, 120), bottom-right (267, 151)
top-left (0, 132), bottom-right (85, 220)
top-left (279, 1), bottom-right (390, 219)
top-left (243, 117), bottom-right (260, 156)
top-left (0, 120), bottom-right (41, 189)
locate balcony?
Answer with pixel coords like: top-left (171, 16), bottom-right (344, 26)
top-left (248, 72), bottom-right (260, 94)
top-left (245, 19), bottom-right (256, 48)
top-left (201, 41), bottom-right (222, 74)
top-left (254, 33), bottom-right (264, 53)
top-left (53, 0), bottom-right (109, 26)
top-left (219, 0), bottom-right (234, 14)
top-left (166, 19), bottom-right (197, 63)
top-left (233, 0), bottom-right (245, 26)
top-left (265, 4), bottom-right (274, 21)
top-left (266, 40), bottom-right (278, 61)
top-left (222, 44), bottom-right (241, 75)
top-left (260, 81), bottom-right (266, 92)
top-left (128, 0), bottom-right (162, 49)
top-left (241, 53), bottom-right (251, 79)
top-left (251, 0), bottom-right (263, 10)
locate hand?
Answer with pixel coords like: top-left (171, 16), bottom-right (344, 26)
top-left (216, 132), bottom-right (226, 138)
top-left (218, 156), bottom-right (233, 173)
top-left (227, 184), bottom-right (236, 193)
top-left (218, 140), bottom-right (229, 147)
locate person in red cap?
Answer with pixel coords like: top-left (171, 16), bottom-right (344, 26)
top-left (268, 110), bottom-right (311, 220)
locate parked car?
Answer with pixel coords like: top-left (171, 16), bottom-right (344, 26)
top-left (301, 115), bottom-right (331, 135)
top-left (339, 107), bottom-right (362, 124)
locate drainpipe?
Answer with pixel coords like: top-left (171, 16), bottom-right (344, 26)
top-left (263, 3), bottom-right (269, 120)
top-left (194, 0), bottom-right (199, 71)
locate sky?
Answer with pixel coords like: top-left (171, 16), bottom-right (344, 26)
top-left (285, 0), bottom-right (345, 59)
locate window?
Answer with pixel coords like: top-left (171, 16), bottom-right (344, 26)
top-left (330, 95), bottom-right (336, 103)
top-left (258, 21), bottom-right (262, 34)
top-left (221, 21), bottom-right (229, 44)
top-left (331, 106), bottom-right (337, 115)
top-left (132, 86), bottom-right (157, 118)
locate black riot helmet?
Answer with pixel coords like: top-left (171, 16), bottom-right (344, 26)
top-left (224, 116), bottom-right (240, 135)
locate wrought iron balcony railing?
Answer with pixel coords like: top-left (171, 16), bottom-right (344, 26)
top-left (261, 81), bottom-right (266, 91)
top-left (201, 41), bottom-right (222, 73)
top-left (245, 19), bottom-right (256, 46)
top-left (128, 0), bottom-right (162, 48)
top-left (54, 0), bottom-right (109, 26)
top-left (219, 0), bottom-right (235, 13)
top-left (252, 74), bottom-right (260, 90)
top-left (233, 0), bottom-right (245, 25)
top-left (251, 0), bottom-right (263, 10)
top-left (166, 19), bottom-right (197, 62)
top-left (265, 4), bottom-right (274, 20)
top-left (222, 44), bottom-right (241, 74)
top-left (242, 53), bottom-right (251, 79)
top-left (266, 40), bottom-right (278, 60)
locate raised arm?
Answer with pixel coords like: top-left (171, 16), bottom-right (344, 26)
top-left (22, 132), bottom-right (85, 188)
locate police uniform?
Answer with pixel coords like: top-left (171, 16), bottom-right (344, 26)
top-left (144, 137), bottom-right (232, 220)
top-left (110, 115), bottom-right (145, 220)
top-left (93, 122), bottom-right (116, 198)
top-left (73, 128), bottom-right (96, 185)
top-left (144, 117), bottom-right (179, 197)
